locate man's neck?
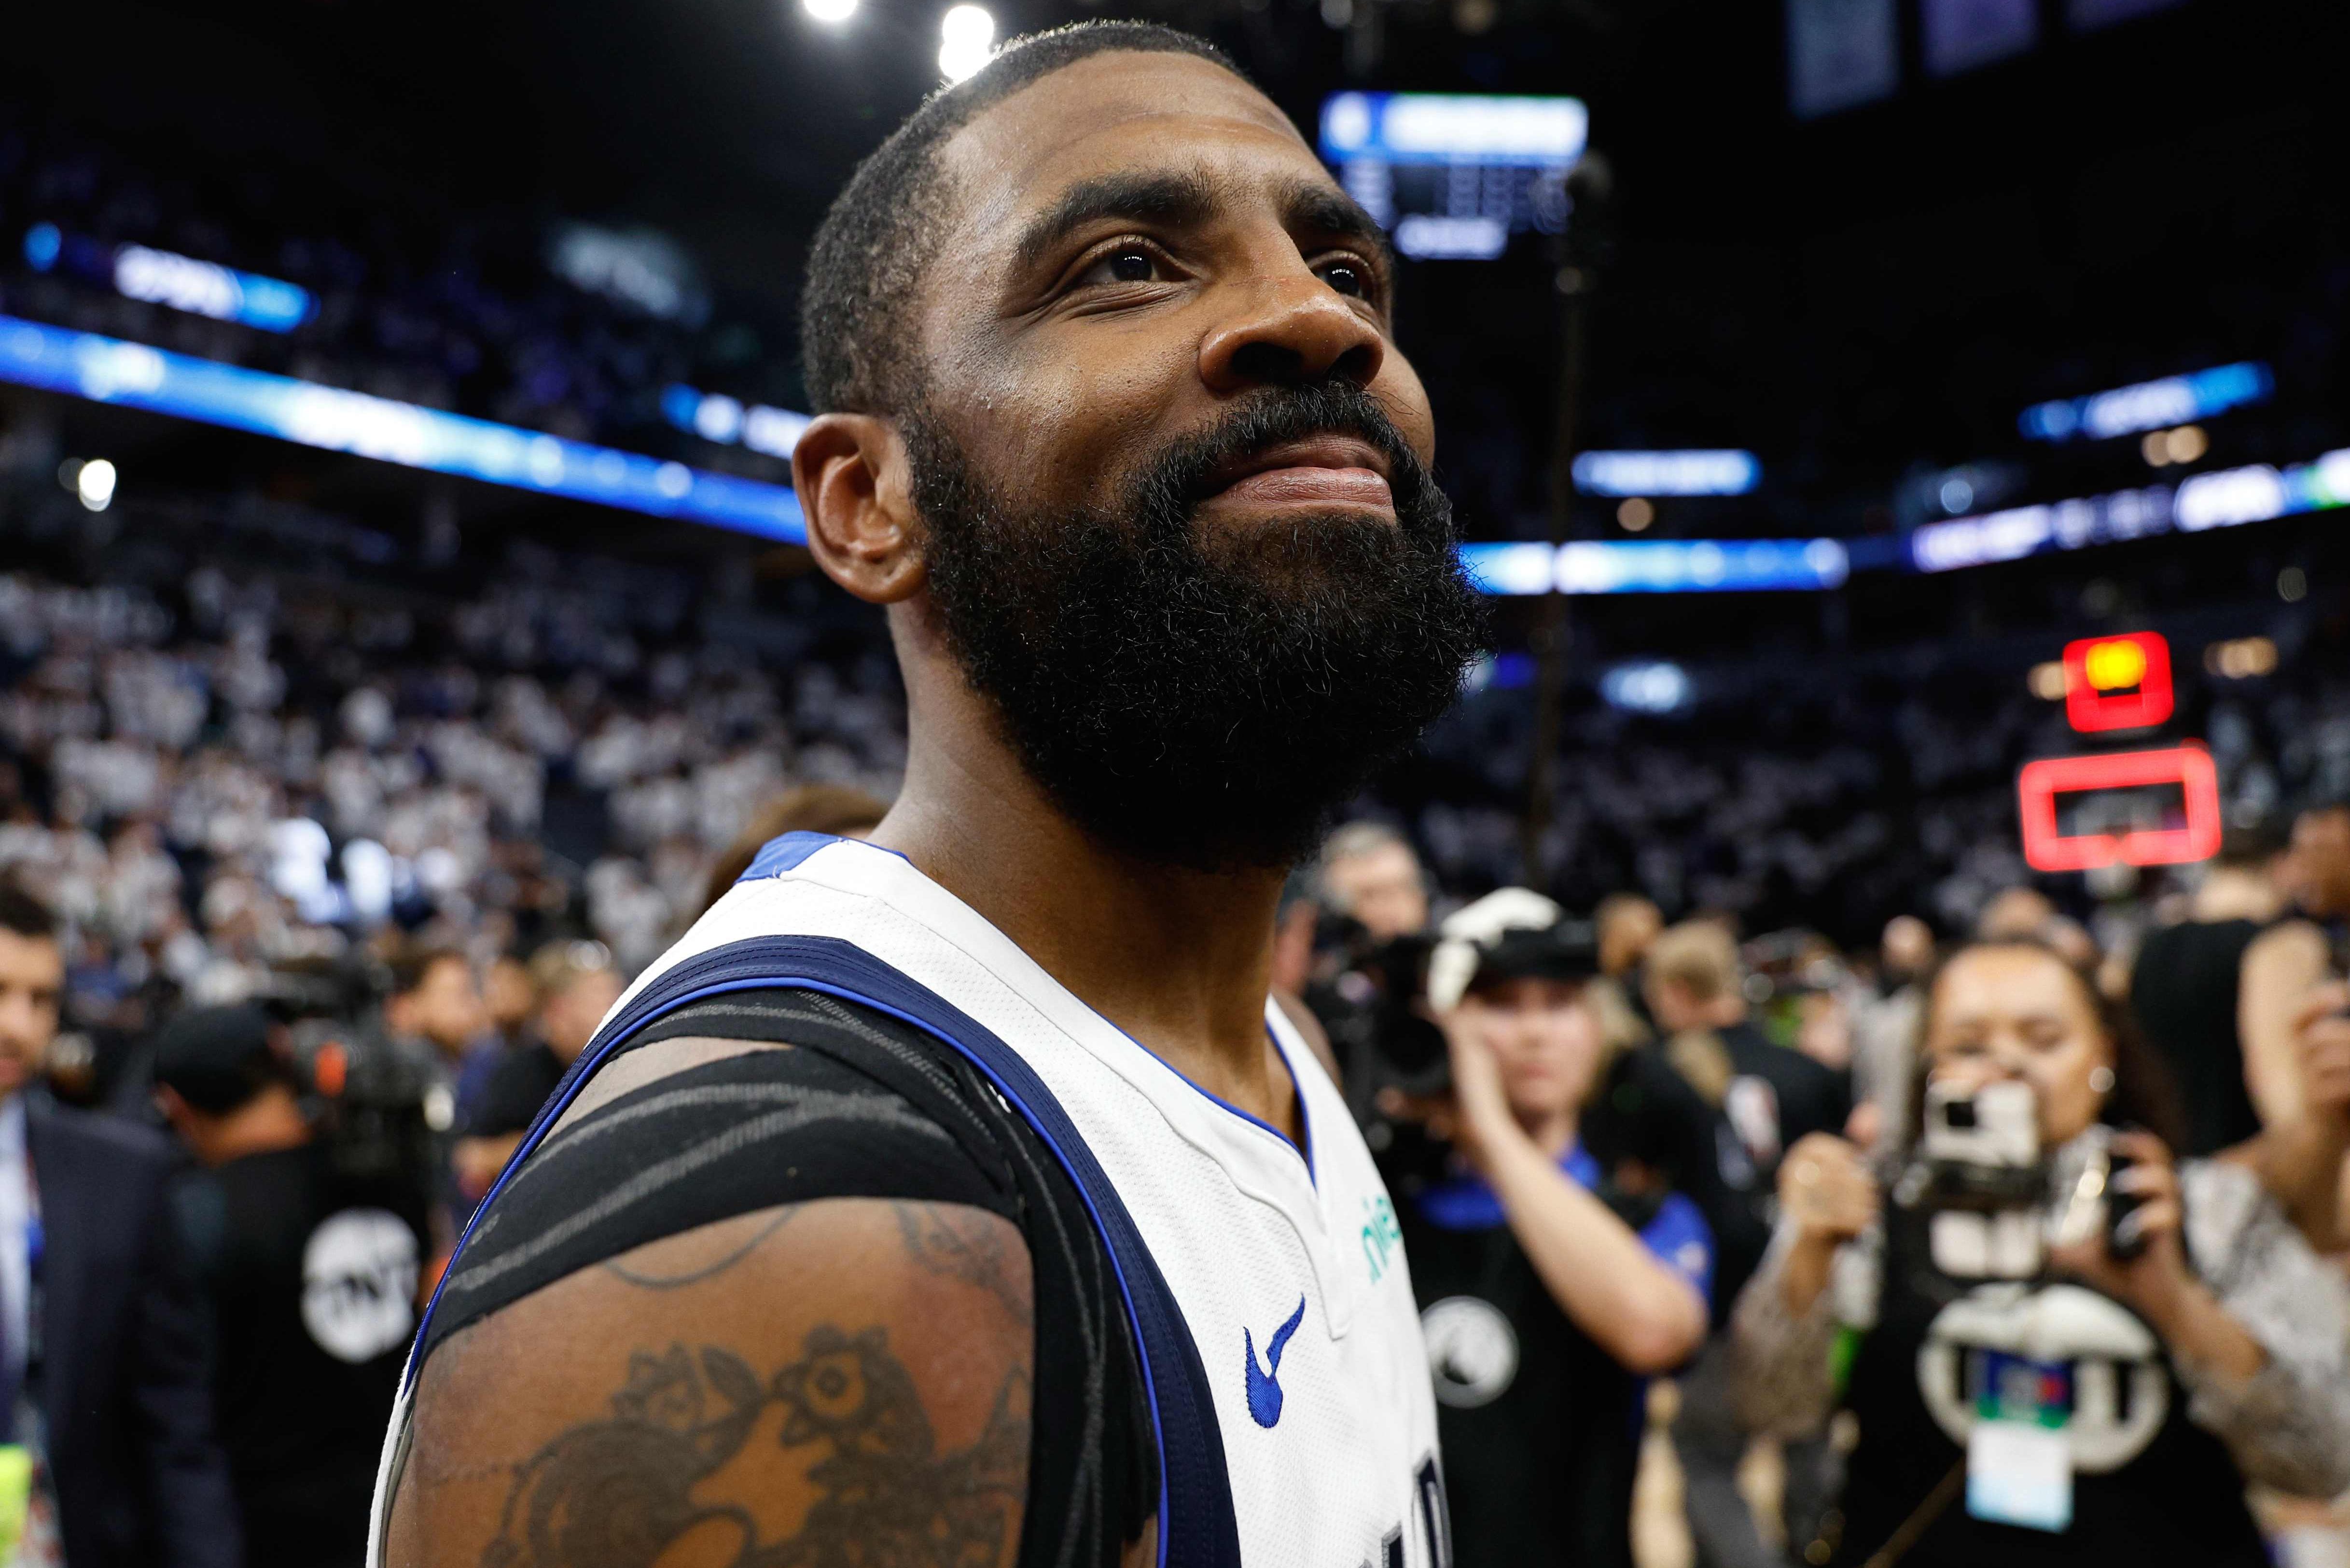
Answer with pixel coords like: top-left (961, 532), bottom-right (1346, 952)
top-left (878, 649), bottom-right (1296, 1138)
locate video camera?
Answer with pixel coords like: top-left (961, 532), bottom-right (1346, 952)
top-left (1897, 1079), bottom-right (2144, 1283)
top-left (254, 954), bottom-right (448, 1196)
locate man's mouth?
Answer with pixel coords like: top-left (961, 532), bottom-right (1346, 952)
top-left (1198, 435), bottom-right (1396, 516)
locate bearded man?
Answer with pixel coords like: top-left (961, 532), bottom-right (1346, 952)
top-left (375, 23), bottom-right (1484, 1568)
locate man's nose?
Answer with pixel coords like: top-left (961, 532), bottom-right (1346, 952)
top-left (1197, 269), bottom-right (1384, 395)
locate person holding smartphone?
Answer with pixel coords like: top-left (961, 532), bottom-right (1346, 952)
top-left (1730, 937), bottom-right (2350, 1567)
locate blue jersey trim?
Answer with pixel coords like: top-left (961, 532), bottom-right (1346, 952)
top-left (406, 934), bottom-right (1242, 1568)
top-left (737, 830), bottom-right (916, 880)
top-left (1262, 1024), bottom-right (1315, 1185)
top-left (740, 834), bottom-right (1310, 1183)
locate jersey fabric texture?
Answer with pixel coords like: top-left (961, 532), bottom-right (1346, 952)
top-left (1394, 1143), bottom-right (1712, 1568)
top-left (375, 833), bottom-right (1449, 1568)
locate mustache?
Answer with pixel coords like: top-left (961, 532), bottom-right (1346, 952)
top-left (1133, 382), bottom-right (1439, 522)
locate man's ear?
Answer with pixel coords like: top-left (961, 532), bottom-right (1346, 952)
top-left (792, 413), bottom-right (926, 605)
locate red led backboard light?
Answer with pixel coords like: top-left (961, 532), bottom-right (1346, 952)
top-left (2063, 632), bottom-right (2173, 732)
top-left (2017, 745), bottom-right (2221, 872)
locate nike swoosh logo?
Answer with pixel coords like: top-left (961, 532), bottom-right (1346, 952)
top-left (1244, 1296), bottom-right (1308, 1429)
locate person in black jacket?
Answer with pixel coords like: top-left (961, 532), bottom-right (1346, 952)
top-left (154, 1004), bottom-right (431, 1568)
top-left (0, 880), bottom-right (239, 1568)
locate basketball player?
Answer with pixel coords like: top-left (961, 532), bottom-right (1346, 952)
top-left (373, 22), bottom-right (1485, 1568)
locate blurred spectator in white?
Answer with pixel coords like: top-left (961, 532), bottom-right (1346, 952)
top-left (1319, 820), bottom-right (1430, 943)
top-left (1849, 914), bottom-right (1934, 1145)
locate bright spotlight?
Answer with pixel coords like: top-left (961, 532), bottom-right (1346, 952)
top-left (76, 458), bottom-right (117, 512)
top-left (939, 4), bottom-right (995, 81)
top-left (803, 0), bottom-right (857, 22)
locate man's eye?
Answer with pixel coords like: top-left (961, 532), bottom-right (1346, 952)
top-left (1083, 248), bottom-right (1160, 286)
top-left (1321, 262), bottom-right (1368, 298)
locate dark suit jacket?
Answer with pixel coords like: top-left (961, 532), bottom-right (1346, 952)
top-left (27, 1094), bottom-right (241, 1568)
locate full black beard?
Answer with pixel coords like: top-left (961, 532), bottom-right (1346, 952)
top-left (907, 381), bottom-right (1487, 872)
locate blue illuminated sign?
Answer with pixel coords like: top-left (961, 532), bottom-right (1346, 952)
top-left (1320, 93), bottom-right (1586, 255)
top-left (1319, 94), bottom-right (1588, 168)
top-left (661, 384), bottom-right (811, 460)
top-left (1572, 449), bottom-right (1762, 497)
top-left (1601, 662), bottom-right (1694, 713)
top-left (1908, 447), bottom-right (2350, 571)
top-left (1460, 538), bottom-right (1849, 596)
top-left (2019, 361), bottom-right (2272, 443)
top-left (0, 316), bottom-right (805, 541)
top-left (24, 225), bottom-right (315, 333)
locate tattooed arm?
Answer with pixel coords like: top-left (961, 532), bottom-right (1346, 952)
top-left (383, 1196), bottom-right (1034, 1568)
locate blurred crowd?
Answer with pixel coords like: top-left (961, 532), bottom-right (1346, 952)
top-left (0, 453), bottom-right (2348, 1561)
top-left (1288, 812), bottom-right (2350, 1568)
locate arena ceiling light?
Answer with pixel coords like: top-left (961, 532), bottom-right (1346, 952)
top-left (939, 6), bottom-right (995, 82)
top-left (59, 456), bottom-right (116, 511)
top-left (2018, 361), bottom-right (2271, 444)
top-left (0, 315), bottom-right (805, 542)
top-left (1571, 450), bottom-right (1761, 497)
top-left (802, 0), bottom-right (857, 20)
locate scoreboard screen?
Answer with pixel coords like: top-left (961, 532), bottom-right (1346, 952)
top-left (1318, 93), bottom-right (1587, 261)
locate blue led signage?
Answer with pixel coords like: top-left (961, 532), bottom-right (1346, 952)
top-left (2019, 361), bottom-right (2272, 443)
top-left (0, 316), bottom-right (806, 541)
top-left (1460, 538), bottom-right (1849, 596)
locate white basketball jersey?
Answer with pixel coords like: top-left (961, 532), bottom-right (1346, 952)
top-left (374, 833), bottom-right (1447, 1568)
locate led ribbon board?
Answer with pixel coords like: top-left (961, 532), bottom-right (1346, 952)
top-left (2017, 746), bottom-right (2221, 872)
top-left (0, 315), bottom-right (806, 542)
top-left (2020, 362), bottom-right (2272, 443)
top-left (1572, 450), bottom-right (1761, 498)
top-left (2063, 632), bottom-right (2173, 732)
top-left (1461, 538), bottom-right (1848, 596)
top-left (1909, 447), bottom-right (2350, 573)
top-left (25, 225), bottom-right (314, 333)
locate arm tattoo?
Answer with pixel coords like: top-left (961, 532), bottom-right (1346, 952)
top-left (894, 1202), bottom-right (1035, 1329)
top-left (481, 1327), bottom-right (1028, 1568)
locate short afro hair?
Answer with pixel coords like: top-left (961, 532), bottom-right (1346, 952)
top-left (799, 21), bottom-right (1247, 416)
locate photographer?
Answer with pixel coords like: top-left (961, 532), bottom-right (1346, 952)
top-left (1383, 891), bottom-right (1711, 1568)
top-left (1730, 938), bottom-right (2350, 1566)
top-left (153, 1005), bottom-right (431, 1568)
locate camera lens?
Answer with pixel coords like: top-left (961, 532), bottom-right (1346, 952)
top-left (1944, 1099), bottom-right (1977, 1130)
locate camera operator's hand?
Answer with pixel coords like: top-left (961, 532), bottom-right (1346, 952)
top-left (2294, 982), bottom-right (2350, 1125)
top-left (1774, 1132), bottom-right (1878, 1318)
top-left (2049, 1129), bottom-right (2270, 1385)
top-left (1779, 1132), bottom-right (1877, 1245)
top-left (1372, 1002), bottom-right (1518, 1169)
top-left (2048, 1129), bottom-right (2188, 1310)
top-left (1436, 1000), bottom-right (1519, 1171)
